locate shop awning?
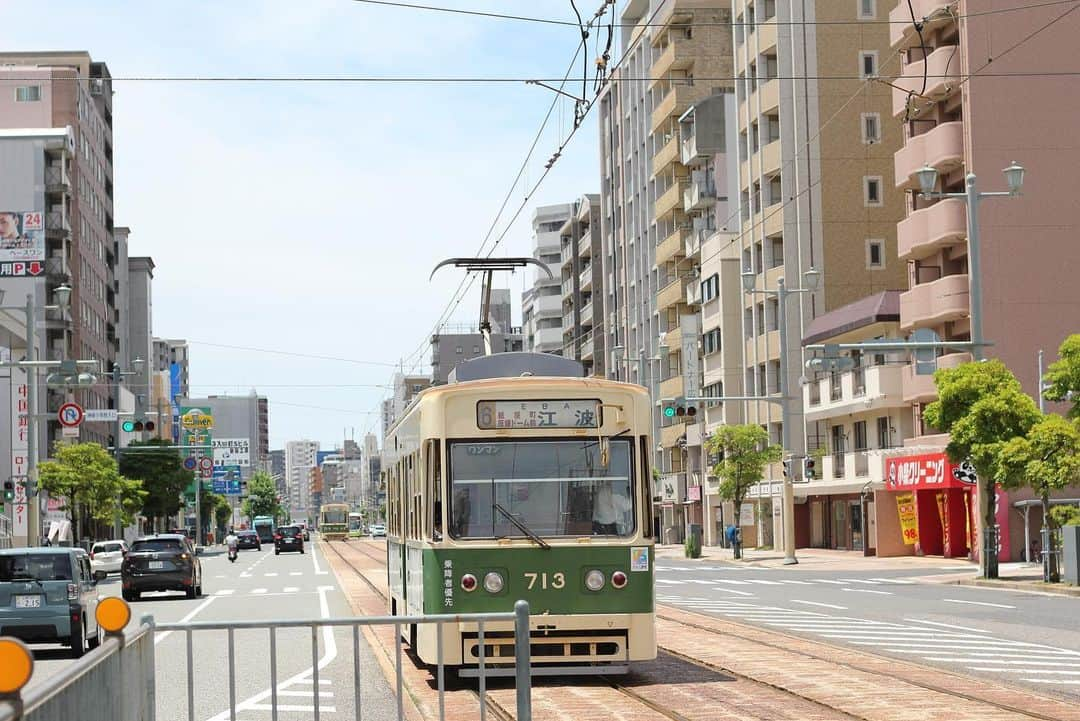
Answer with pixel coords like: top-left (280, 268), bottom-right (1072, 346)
top-left (795, 480), bottom-right (882, 498)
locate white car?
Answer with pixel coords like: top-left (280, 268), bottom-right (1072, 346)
top-left (89, 540), bottom-right (128, 575)
top-left (369, 524), bottom-right (386, 538)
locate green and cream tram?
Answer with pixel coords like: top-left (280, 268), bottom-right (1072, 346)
top-left (383, 353), bottom-right (656, 675)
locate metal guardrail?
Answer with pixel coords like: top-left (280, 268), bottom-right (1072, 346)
top-left (0, 623), bottom-right (155, 721)
top-left (151, 600), bottom-right (532, 721)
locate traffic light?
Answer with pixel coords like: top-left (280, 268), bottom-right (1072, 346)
top-left (782, 458), bottom-right (793, 478)
top-left (121, 418), bottom-right (156, 433)
top-left (662, 397), bottom-right (697, 420)
top-left (803, 455), bottom-right (817, 481)
top-left (3, 481), bottom-right (14, 503)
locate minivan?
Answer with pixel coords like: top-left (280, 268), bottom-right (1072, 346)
top-left (0, 548), bottom-right (106, 658)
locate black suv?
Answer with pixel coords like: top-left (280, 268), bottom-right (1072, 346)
top-left (274, 526), bottom-right (305, 555)
top-left (121, 534), bottom-right (203, 600)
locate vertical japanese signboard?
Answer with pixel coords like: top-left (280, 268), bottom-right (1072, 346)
top-left (895, 492), bottom-right (918, 545)
top-left (9, 364), bottom-right (29, 539)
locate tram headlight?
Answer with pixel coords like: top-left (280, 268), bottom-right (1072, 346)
top-left (461, 573), bottom-right (478, 592)
top-left (611, 571), bottom-right (628, 589)
top-left (584, 569), bottom-right (606, 592)
top-left (483, 572), bottom-right (504, 594)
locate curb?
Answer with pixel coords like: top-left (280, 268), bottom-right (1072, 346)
top-left (955, 577), bottom-right (1080, 597)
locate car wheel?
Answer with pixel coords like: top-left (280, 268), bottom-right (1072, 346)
top-left (88, 627), bottom-right (101, 650)
top-left (275, 550), bottom-right (280, 555)
top-left (300, 548), bottom-right (305, 554)
top-left (186, 579), bottom-right (197, 599)
top-left (69, 617), bottom-right (86, 658)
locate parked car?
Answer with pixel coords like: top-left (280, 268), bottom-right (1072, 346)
top-left (0, 548), bottom-right (106, 658)
top-left (296, 521), bottom-right (310, 541)
top-left (274, 526), bottom-right (305, 555)
top-left (121, 534), bottom-right (203, 601)
top-left (369, 524), bottom-right (386, 538)
top-left (90, 540), bottom-right (128, 575)
top-left (236, 530), bottom-right (261, 550)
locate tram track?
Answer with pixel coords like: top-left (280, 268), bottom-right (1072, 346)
top-left (326, 539), bottom-right (1069, 721)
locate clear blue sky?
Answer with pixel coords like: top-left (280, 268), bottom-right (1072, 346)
top-left (6, 0), bottom-right (604, 448)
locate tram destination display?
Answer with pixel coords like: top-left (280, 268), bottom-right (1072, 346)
top-left (476, 399), bottom-right (602, 429)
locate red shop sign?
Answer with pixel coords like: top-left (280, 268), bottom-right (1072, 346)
top-left (884, 452), bottom-right (978, 491)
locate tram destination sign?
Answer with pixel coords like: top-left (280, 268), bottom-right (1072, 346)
top-left (477, 399), bottom-right (601, 429)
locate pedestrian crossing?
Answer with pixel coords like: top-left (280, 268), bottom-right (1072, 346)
top-left (658, 594), bottom-right (1080, 689)
top-left (214, 586), bottom-right (319, 597)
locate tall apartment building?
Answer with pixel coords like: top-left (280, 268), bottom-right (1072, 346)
top-left (153, 338), bottom-right (190, 398)
top-left (284, 440), bottom-right (319, 521)
top-left (125, 254), bottom-right (155, 414)
top-left (731, 0), bottom-right (908, 545)
top-left (522, 204), bottom-right (573, 354)
top-left (0, 52), bottom-right (118, 446)
top-left (557, 195), bottom-right (605, 376)
top-left (880, 0), bottom-right (1080, 562)
top-left (360, 433), bottom-right (382, 514)
top-left (430, 289), bottom-right (523, 385)
top-left (381, 373), bottom-right (432, 439)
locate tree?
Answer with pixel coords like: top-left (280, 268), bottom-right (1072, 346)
top-left (1043, 334), bottom-right (1080, 419)
top-left (924, 360), bottom-right (1041, 579)
top-left (704, 424), bottom-right (782, 560)
top-left (214, 496), bottom-right (233, 533)
top-left (996, 415), bottom-right (1080, 581)
top-left (37, 442), bottom-right (147, 541)
top-left (118, 439), bottom-right (191, 532)
top-left (241, 470), bottom-right (282, 521)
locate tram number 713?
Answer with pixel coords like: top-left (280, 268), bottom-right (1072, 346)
top-left (524, 571), bottom-right (566, 590)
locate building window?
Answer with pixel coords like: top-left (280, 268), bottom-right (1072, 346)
top-left (769, 236), bottom-right (784, 268)
top-left (472, 345), bottom-right (480, 354)
top-left (858, 0), bottom-right (876, 19)
top-left (861, 112), bottom-right (881, 144)
top-left (877, 416), bottom-right (892, 449)
top-left (863, 176), bottom-right (883, 207)
top-left (455, 346), bottom-right (463, 354)
top-left (853, 420), bottom-right (868, 451)
top-left (701, 273), bottom-right (720, 302)
top-left (15, 85), bottom-right (41, 102)
top-left (866, 238), bottom-right (885, 268)
top-left (859, 51), bottom-right (879, 78)
top-left (703, 328), bottom-right (722, 355)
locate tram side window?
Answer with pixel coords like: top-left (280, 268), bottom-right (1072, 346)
top-left (425, 440), bottom-right (443, 540)
top-left (640, 435), bottom-right (653, 538)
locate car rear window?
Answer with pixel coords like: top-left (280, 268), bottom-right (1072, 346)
top-left (93, 542), bottom-right (124, 553)
top-left (131, 539), bottom-right (183, 553)
top-left (0, 554), bottom-right (73, 582)
top-left (240, 531), bottom-right (257, 537)
top-left (277, 527), bottom-right (299, 537)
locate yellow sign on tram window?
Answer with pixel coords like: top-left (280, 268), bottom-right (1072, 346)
top-left (896, 492), bottom-right (919, 545)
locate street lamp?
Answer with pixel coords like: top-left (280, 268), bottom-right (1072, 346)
top-left (915, 161), bottom-right (1025, 364)
top-left (741, 267), bottom-right (820, 565)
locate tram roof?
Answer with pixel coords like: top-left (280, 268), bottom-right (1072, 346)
top-left (448, 352), bottom-right (584, 383)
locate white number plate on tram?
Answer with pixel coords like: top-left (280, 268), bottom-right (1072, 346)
top-left (477, 399), bottom-right (601, 429)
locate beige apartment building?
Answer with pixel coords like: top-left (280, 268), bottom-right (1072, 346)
top-left (732, 0), bottom-right (908, 547)
top-left (651, 0), bottom-right (734, 544)
top-left (557, 195), bottom-right (605, 376)
top-left (878, 0), bottom-right (1080, 562)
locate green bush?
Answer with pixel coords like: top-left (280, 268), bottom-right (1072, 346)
top-left (1050, 505), bottom-right (1080, 527)
top-left (684, 532), bottom-right (702, 559)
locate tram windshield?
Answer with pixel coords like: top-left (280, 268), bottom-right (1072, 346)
top-left (448, 439), bottom-right (634, 539)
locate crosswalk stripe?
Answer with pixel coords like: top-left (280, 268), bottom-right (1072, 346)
top-left (839, 578), bottom-right (881, 585)
top-left (903, 619), bottom-right (991, 634)
top-left (812, 579), bottom-right (849, 585)
top-left (214, 589), bottom-right (236, 596)
top-left (930, 659), bottom-right (1080, 667)
top-left (869, 578), bottom-right (913, 584)
top-left (790, 600), bottom-right (847, 610)
top-left (713, 579), bottom-right (751, 585)
top-left (841, 588), bottom-right (893, 595)
top-left (1023, 680), bottom-right (1080, 685)
top-left (742, 579), bottom-right (784, 585)
top-left (970, 668), bottom-right (1080, 676)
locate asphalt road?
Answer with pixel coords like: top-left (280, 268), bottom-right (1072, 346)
top-left (655, 558), bottom-right (1080, 701)
top-left (26, 542), bottom-right (398, 721)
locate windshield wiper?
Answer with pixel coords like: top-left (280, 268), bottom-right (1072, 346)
top-left (493, 503), bottom-right (550, 550)
top-left (10, 573), bottom-right (46, 591)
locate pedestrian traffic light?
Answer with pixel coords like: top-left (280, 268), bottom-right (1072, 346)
top-left (662, 397), bottom-right (697, 419)
top-left (2, 481), bottom-right (13, 503)
top-left (803, 455), bottom-right (817, 480)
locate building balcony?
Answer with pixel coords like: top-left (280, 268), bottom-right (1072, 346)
top-left (578, 233), bottom-right (592, 258)
top-left (803, 364), bottom-right (907, 422)
top-left (899, 273), bottom-right (970, 330)
top-left (663, 325), bottom-right (682, 352)
top-left (580, 300), bottom-right (594, 327)
top-left (653, 133), bottom-right (680, 177)
top-left (892, 45), bottom-right (962, 117)
top-left (685, 280), bottom-right (701, 307)
top-left (685, 227), bottom-right (707, 258)
top-left (660, 424), bottom-right (688, 452)
top-left (897, 198), bottom-right (967, 261)
top-left (561, 278), bottom-right (574, 300)
top-left (45, 164), bottom-right (70, 192)
top-left (759, 139), bottom-right (781, 175)
top-left (533, 293), bottom-right (563, 317)
top-left (45, 206), bottom-right (70, 236)
top-left (757, 19), bottom-right (778, 52)
top-left (820, 451), bottom-right (882, 485)
top-left (581, 332), bottom-right (595, 361)
top-left (655, 179), bottom-right (688, 221)
top-left (890, 0), bottom-right (957, 50)
top-left (657, 275), bottom-right (692, 312)
top-left (681, 133), bottom-right (703, 166)
top-left (579, 265), bottom-right (594, 292)
top-left (650, 37), bottom-right (693, 86)
top-left (651, 85), bottom-right (692, 133)
top-left (534, 326), bottom-right (563, 351)
top-left (659, 374), bottom-right (685, 401)
top-left (902, 351), bottom-right (972, 402)
top-left (894, 121), bottom-right (964, 190)
top-left (757, 78), bottom-right (780, 114)
top-left (656, 227), bottom-right (687, 266)
top-left (683, 178), bottom-right (716, 212)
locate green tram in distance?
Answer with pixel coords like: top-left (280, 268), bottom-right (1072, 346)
top-left (383, 352), bottom-right (656, 676)
top-left (318, 503), bottom-right (350, 541)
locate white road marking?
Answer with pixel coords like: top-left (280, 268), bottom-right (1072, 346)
top-left (933, 659), bottom-right (1080, 667)
top-left (840, 579), bottom-right (881, 585)
top-left (812, 579), bottom-right (850, 585)
top-left (290, 571), bottom-right (303, 576)
top-left (970, 668), bottom-right (1080, 675)
top-left (278, 691), bottom-right (335, 697)
top-left (207, 586), bottom-right (337, 721)
top-left (790, 600), bottom-right (847, 610)
top-left (869, 578), bottom-right (913, 585)
top-left (239, 573), bottom-right (252, 578)
top-left (742, 579), bottom-right (783, 585)
top-left (713, 579), bottom-right (751, 585)
top-left (312, 545), bottom-right (328, 575)
top-left (841, 588), bottom-right (893, 595)
top-left (251, 588), bottom-right (268, 594)
top-left (214, 589), bottom-right (235, 596)
top-left (283, 587), bottom-right (299, 593)
top-left (264, 572), bottom-right (279, 577)
top-left (943, 598), bottom-right (1016, 609)
top-left (721, 589), bottom-right (756, 597)
top-left (655, 579), bottom-right (683, 585)
top-left (778, 579), bottom-right (814, 585)
top-left (1024, 679), bottom-right (1080, 685)
top-left (154, 596), bottom-right (218, 646)
top-left (904, 618), bottom-right (991, 634)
